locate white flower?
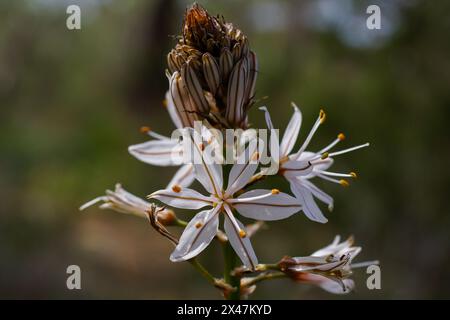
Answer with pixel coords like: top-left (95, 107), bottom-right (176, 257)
top-left (149, 132), bottom-right (302, 270)
top-left (79, 183), bottom-right (173, 220)
top-left (128, 91), bottom-right (196, 188)
top-left (260, 105), bottom-right (369, 223)
top-left (279, 235), bottom-right (378, 294)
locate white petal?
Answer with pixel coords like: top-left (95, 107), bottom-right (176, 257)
top-left (258, 106), bottom-right (274, 130)
top-left (170, 207), bottom-right (220, 262)
top-left (317, 277), bottom-right (354, 294)
top-left (289, 178), bottom-right (328, 223)
top-left (281, 159), bottom-right (314, 179)
top-left (165, 90), bottom-right (183, 129)
top-left (128, 139), bottom-right (183, 166)
top-left (226, 142), bottom-right (259, 196)
top-left (223, 206), bottom-right (258, 270)
top-left (149, 188), bottom-right (213, 210)
top-left (188, 128), bottom-right (223, 195)
top-left (280, 104), bottom-right (302, 157)
top-left (167, 164), bottom-right (195, 188)
top-left (297, 151), bottom-right (334, 173)
top-left (301, 179), bottom-right (334, 210)
top-left (232, 189), bottom-right (301, 221)
top-left (302, 273), bottom-right (354, 294)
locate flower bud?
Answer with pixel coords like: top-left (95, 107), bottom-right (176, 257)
top-left (166, 3), bottom-right (258, 129)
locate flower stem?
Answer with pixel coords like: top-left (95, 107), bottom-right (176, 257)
top-left (243, 271), bottom-right (286, 287)
top-left (188, 258), bottom-right (216, 285)
top-left (223, 242), bottom-right (240, 300)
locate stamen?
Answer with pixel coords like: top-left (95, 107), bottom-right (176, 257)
top-left (224, 205), bottom-right (245, 238)
top-left (321, 152), bottom-right (329, 160)
top-left (140, 126), bottom-right (151, 134)
top-left (319, 109), bottom-right (326, 124)
top-left (339, 179), bottom-right (350, 187)
top-left (316, 133), bottom-right (345, 155)
top-left (139, 126), bottom-right (168, 140)
top-left (162, 99), bottom-right (168, 108)
top-left (172, 185), bottom-right (182, 193)
top-left (317, 173), bottom-right (344, 185)
top-left (195, 222), bottom-right (203, 229)
top-left (350, 172), bottom-right (357, 178)
top-left (318, 171), bottom-right (355, 178)
top-left (351, 260), bottom-right (380, 269)
top-left (199, 143), bottom-right (205, 151)
top-left (328, 143), bottom-right (370, 157)
top-left (251, 152), bottom-right (260, 161)
top-left (271, 189), bottom-right (280, 195)
top-left (294, 110), bottom-right (325, 159)
top-left (229, 191), bottom-right (277, 204)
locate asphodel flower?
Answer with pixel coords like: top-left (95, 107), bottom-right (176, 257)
top-left (166, 3), bottom-right (258, 129)
top-left (278, 235), bottom-right (378, 294)
top-left (259, 105), bottom-right (369, 223)
top-left (149, 130), bottom-right (301, 270)
top-left (79, 183), bottom-right (175, 224)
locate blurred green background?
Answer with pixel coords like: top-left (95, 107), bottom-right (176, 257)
top-left (1, 0), bottom-right (449, 299)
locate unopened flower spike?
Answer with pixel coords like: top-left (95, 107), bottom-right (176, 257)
top-left (167, 3), bottom-right (258, 129)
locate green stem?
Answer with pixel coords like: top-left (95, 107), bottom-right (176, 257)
top-left (223, 242), bottom-right (240, 300)
top-left (244, 271), bottom-right (286, 287)
top-left (189, 258), bottom-right (216, 285)
top-left (174, 218), bottom-right (188, 227)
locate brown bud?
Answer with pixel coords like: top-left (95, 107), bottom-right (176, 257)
top-left (165, 3), bottom-right (258, 129)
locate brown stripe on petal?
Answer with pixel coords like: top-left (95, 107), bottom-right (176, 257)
top-left (167, 50), bottom-right (178, 74)
top-left (232, 42), bottom-right (242, 62)
top-left (181, 62), bottom-right (209, 114)
top-left (220, 48), bottom-right (233, 82)
top-left (244, 51), bottom-right (258, 109)
top-left (202, 53), bottom-right (220, 95)
top-left (169, 72), bottom-right (193, 128)
top-left (226, 59), bottom-right (247, 126)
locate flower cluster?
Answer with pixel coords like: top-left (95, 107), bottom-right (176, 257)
top-left (80, 3), bottom-right (377, 298)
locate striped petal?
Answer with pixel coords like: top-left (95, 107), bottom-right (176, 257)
top-left (128, 139), bottom-right (183, 166)
top-left (223, 205), bottom-right (258, 270)
top-left (181, 61), bottom-right (209, 114)
top-left (226, 142), bottom-right (259, 197)
top-left (289, 178), bottom-right (328, 223)
top-left (231, 189), bottom-right (301, 221)
top-left (188, 128), bottom-right (223, 196)
top-left (169, 71), bottom-right (198, 128)
top-left (164, 90), bottom-right (183, 129)
top-left (219, 47), bottom-right (233, 82)
top-left (301, 179), bottom-right (334, 211)
top-left (244, 51), bottom-right (258, 107)
top-left (202, 53), bottom-right (220, 95)
top-left (170, 207), bottom-right (220, 262)
top-left (280, 104), bottom-right (302, 157)
top-left (149, 187), bottom-right (213, 210)
top-left (225, 59), bottom-right (247, 126)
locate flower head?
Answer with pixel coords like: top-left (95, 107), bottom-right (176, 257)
top-left (260, 105), bottom-right (369, 223)
top-left (167, 3), bottom-right (258, 128)
top-left (149, 128), bottom-right (301, 269)
top-left (278, 235), bottom-right (377, 294)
